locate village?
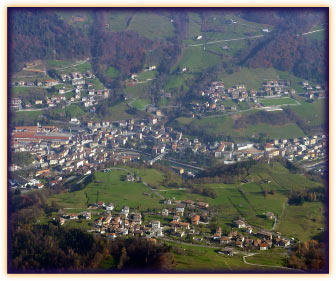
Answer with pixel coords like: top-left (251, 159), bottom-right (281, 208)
top-left (9, 110), bottom-right (327, 189)
top-left (189, 79), bottom-right (325, 116)
top-left (9, 70), bottom-right (327, 254)
top-left (54, 196), bottom-right (293, 256)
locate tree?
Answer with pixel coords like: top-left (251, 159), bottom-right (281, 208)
top-left (117, 246), bottom-right (129, 270)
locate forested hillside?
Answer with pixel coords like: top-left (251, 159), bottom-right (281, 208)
top-left (9, 8), bottom-right (328, 85)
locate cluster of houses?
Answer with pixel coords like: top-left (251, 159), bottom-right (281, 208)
top-left (212, 134), bottom-right (327, 164)
top-left (193, 80), bottom-right (296, 115)
top-left (11, 69), bottom-right (109, 110)
top-left (56, 198), bottom-right (211, 241)
top-left (215, 216), bottom-right (291, 256)
top-left (54, 197), bottom-right (292, 254)
top-left (299, 81), bottom-right (326, 100)
top-left (216, 218), bottom-right (291, 256)
top-left (13, 79), bottom-right (59, 88)
top-left (9, 111), bottom-right (327, 189)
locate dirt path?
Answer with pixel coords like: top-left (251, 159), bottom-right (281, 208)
top-left (272, 202), bottom-right (286, 231)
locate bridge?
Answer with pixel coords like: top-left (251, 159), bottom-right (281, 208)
top-left (148, 153), bottom-right (166, 165)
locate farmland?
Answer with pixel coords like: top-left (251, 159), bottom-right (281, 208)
top-left (46, 161), bottom-right (324, 242)
top-left (48, 168), bottom-right (163, 211)
top-left (166, 241), bottom-right (290, 272)
top-left (176, 111), bottom-right (306, 141)
top-left (127, 11), bottom-right (175, 40)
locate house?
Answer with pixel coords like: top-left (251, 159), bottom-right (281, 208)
top-left (105, 203), bottom-right (114, 211)
top-left (220, 237), bottom-right (231, 245)
top-left (151, 220), bottom-right (161, 229)
top-left (220, 247), bottom-right (234, 256)
top-left (246, 226), bottom-right (253, 234)
top-left (196, 202), bottom-right (209, 209)
top-left (57, 217), bottom-right (66, 225)
top-left (164, 199), bottom-right (172, 205)
top-left (257, 231), bottom-right (273, 240)
top-left (133, 213), bottom-right (142, 224)
top-left (173, 215), bottom-right (180, 222)
top-left (97, 201), bottom-right (105, 208)
top-left (259, 243), bottom-right (268, 250)
top-left (234, 220), bottom-right (246, 229)
top-left (69, 214), bottom-right (78, 220)
top-left (191, 215), bottom-right (200, 225)
top-left (45, 79), bottom-right (58, 87)
top-left (176, 204), bottom-right (185, 213)
top-left (235, 241), bottom-right (244, 248)
top-left (280, 239), bottom-right (290, 247)
top-left (162, 209), bottom-right (169, 216)
top-left (266, 212), bottom-right (275, 220)
top-left (121, 206), bottom-right (130, 215)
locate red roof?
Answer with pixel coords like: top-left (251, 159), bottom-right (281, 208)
top-left (13, 132), bottom-right (70, 140)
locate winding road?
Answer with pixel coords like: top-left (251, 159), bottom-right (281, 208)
top-left (242, 253), bottom-right (303, 272)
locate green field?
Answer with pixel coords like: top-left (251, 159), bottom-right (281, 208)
top-left (127, 12), bottom-right (175, 40)
top-left (125, 82), bottom-right (151, 99)
top-left (45, 160), bottom-right (324, 242)
top-left (11, 110), bottom-right (45, 125)
top-left (10, 87), bottom-right (48, 99)
top-left (166, 241), bottom-right (288, 272)
top-left (45, 59), bottom-right (76, 69)
top-left (259, 98), bottom-right (298, 106)
top-left (172, 47), bottom-right (220, 73)
top-left (130, 98), bottom-right (150, 111)
top-left (157, 162), bottom-right (323, 239)
top-left (105, 66), bottom-right (120, 79)
top-left (65, 61), bottom-right (93, 73)
top-left (105, 101), bottom-right (149, 121)
top-left (277, 202), bottom-right (325, 241)
top-left (90, 78), bottom-right (105, 90)
top-left (136, 70), bottom-right (157, 81)
top-left (306, 30), bottom-right (326, 41)
top-left (219, 67), bottom-right (280, 90)
top-left (49, 169), bottom-right (163, 211)
top-left (65, 103), bottom-right (86, 118)
top-left (177, 110), bottom-right (305, 141)
top-left (218, 67), bottom-right (309, 92)
top-left (291, 99), bottom-right (327, 127)
top-left (244, 248), bottom-right (288, 267)
top-left (165, 73), bottom-right (194, 92)
top-left (107, 10), bottom-right (134, 32)
top-left (56, 10), bottom-right (94, 32)
top-left (175, 117), bottom-right (193, 125)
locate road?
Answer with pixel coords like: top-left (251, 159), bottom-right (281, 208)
top-left (302, 29), bottom-right (324, 36)
top-left (242, 253), bottom-right (304, 272)
top-left (166, 158), bottom-right (205, 171)
top-left (54, 57), bottom-right (90, 71)
top-left (302, 160), bottom-right (326, 171)
top-left (271, 202), bottom-right (286, 231)
top-left (187, 34), bottom-right (265, 47)
top-left (160, 238), bottom-right (223, 249)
